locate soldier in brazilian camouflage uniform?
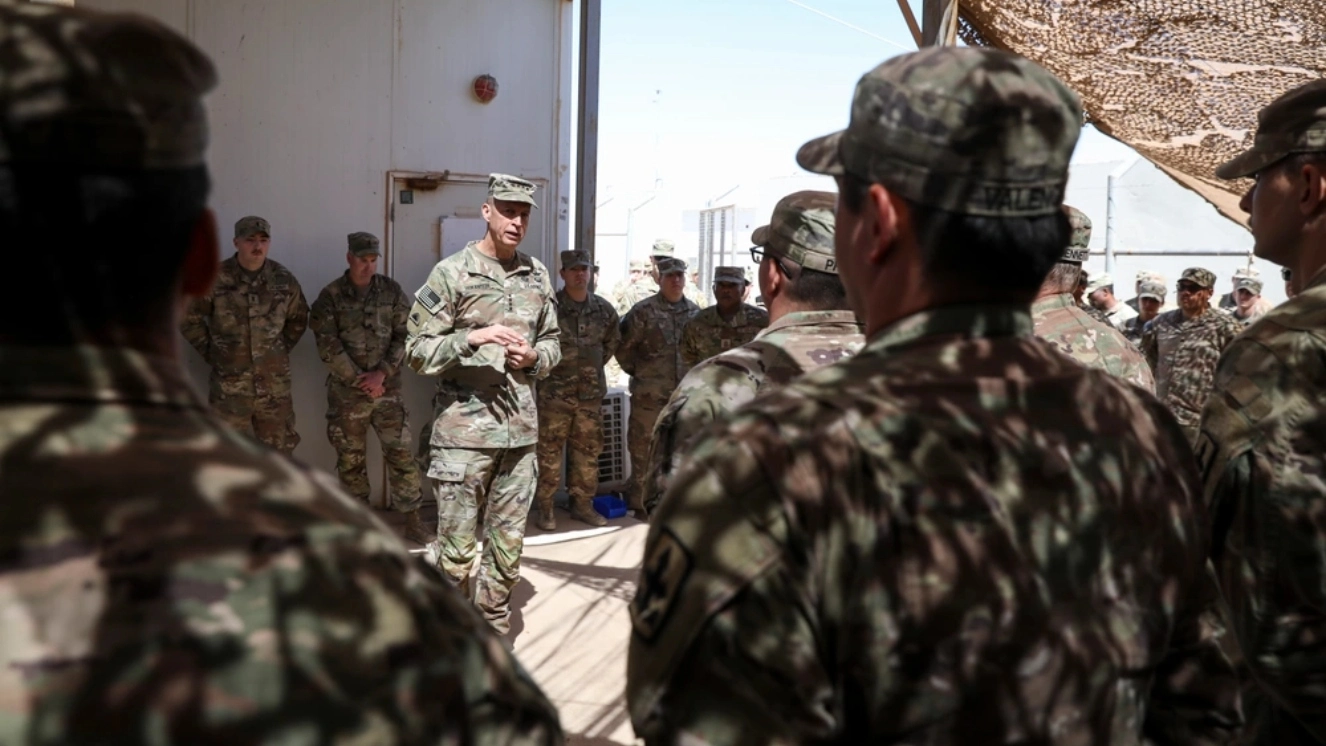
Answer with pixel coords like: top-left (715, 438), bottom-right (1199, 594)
top-left (405, 174), bottom-right (561, 634)
top-left (1140, 267), bottom-right (1244, 443)
top-left (1199, 79), bottom-right (1326, 746)
top-left (1122, 279), bottom-right (1166, 343)
top-left (644, 191), bottom-right (864, 517)
top-left (1031, 206), bottom-right (1154, 391)
top-left (679, 266), bottom-right (768, 370)
top-left (650, 239), bottom-right (709, 308)
top-left (534, 250), bottom-right (621, 530)
top-left (181, 213), bottom-right (309, 454)
top-left (628, 47), bottom-right (1240, 744)
top-left (310, 232), bottom-right (429, 544)
top-left (0, 5), bottom-right (561, 742)
top-left (617, 257), bottom-right (699, 511)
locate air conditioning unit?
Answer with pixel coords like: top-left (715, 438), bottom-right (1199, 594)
top-left (597, 387), bottom-right (631, 492)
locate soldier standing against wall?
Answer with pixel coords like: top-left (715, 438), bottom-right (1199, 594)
top-left (534, 250), bottom-right (621, 530)
top-left (182, 214), bottom-right (309, 454)
top-left (405, 174), bottom-right (561, 634)
top-left (679, 266), bottom-right (769, 370)
top-left (310, 232), bottom-right (430, 544)
top-left (617, 257), bottom-right (699, 511)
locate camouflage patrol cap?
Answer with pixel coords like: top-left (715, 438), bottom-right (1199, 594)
top-left (796, 47), bottom-right (1082, 217)
top-left (235, 216), bottom-right (271, 239)
top-left (1180, 267), bottom-right (1216, 289)
top-left (1235, 276), bottom-right (1264, 294)
top-left (1138, 280), bottom-right (1166, 301)
top-left (347, 232), bottom-right (379, 257)
top-left (560, 250), bottom-right (592, 270)
top-left (713, 266), bottom-right (749, 285)
top-left (488, 173), bottom-right (538, 208)
top-left (1061, 205), bottom-right (1092, 263)
top-left (1085, 272), bottom-right (1113, 294)
top-left (656, 257), bottom-right (687, 275)
top-left (0, 3), bottom-right (217, 169)
top-left (1136, 270), bottom-right (1164, 284)
top-left (1233, 266), bottom-right (1260, 280)
top-left (1216, 80), bottom-right (1326, 179)
top-left (750, 191), bottom-right (838, 274)
top-left (651, 240), bottom-right (676, 257)
top-left (629, 258), bottom-right (652, 271)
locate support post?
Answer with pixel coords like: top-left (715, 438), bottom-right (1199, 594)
top-left (575, 0), bottom-right (602, 262)
top-left (895, 0), bottom-right (923, 47)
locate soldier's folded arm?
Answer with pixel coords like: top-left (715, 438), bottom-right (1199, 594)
top-left (309, 289), bottom-right (363, 383)
top-left (283, 283), bottom-right (310, 352)
top-left (180, 294), bottom-right (213, 362)
top-left (405, 269), bottom-right (480, 376)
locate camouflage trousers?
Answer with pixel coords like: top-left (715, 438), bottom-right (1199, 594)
top-left (326, 383), bottom-right (421, 511)
top-left (535, 396), bottom-right (604, 510)
top-left (425, 445), bottom-right (536, 634)
top-left (210, 376), bottom-right (299, 455)
top-left (626, 392), bottom-right (667, 511)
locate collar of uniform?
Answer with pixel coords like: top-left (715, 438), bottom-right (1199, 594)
top-left (464, 241), bottom-right (531, 281)
top-left (226, 253), bottom-right (274, 284)
top-left (867, 303), bottom-right (1033, 354)
top-left (338, 271), bottom-right (380, 296)
top-left (1303, 264), bottom-right (1326, 294)
top-left (0, 345), bottom-right (205, 410)
top-left (1029, 293), bottom-right (1079, 316)
top-left (757, 310), bottom-right (860, 339)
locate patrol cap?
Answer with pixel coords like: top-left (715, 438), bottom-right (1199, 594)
top-left (560, 250), bottom-right (592, 270)
top-left (0, 3), bottom-right (217, 170)
top-left (347, 232), bottom-right (379, 257)
top-left (1233, 266), bottom-right (1259, 280)
top-left (1235, 276), bottom-right (1264, 294)
top-left (1180, 267), bottom-right (1216, 289)
top-left (656, 257), bottom-right (687, 275)
top-left (1060, 205), bottom-right (1091, 263)
top-left (235, 216), bottom-right (271, 239)
top-left (629, 258), bottom-right (652, 271)
top-left (1138, 280), bottom-right (1166, 301)
top-left (1216, 80), bottom-right (1326, 179)
top-left (796, 47), bottom-right (1082, 217)
top-left (651, 240), bottom-right (676, 257)
top-left (1136, 270), bottom-right (1164, 285)
top-left (713, 266), bottom-right (749, 285)
top-left (488, 173), bottom-right (539, 208)
top-left (750, 191), bottom-right (839, 274)
top-left (1085, 273), bottom-right (1113, 294)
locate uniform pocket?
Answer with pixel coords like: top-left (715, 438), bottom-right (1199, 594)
top-left (427, 461), bottom-right (468, 483)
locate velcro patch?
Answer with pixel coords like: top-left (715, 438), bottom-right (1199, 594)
top-left (631, 527), bottom-right (693, 644)
top-left (415, 284), bottom-right (443, 314)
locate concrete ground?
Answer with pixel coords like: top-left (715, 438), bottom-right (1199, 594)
top-left (384, 504), bottom-right (647, 745)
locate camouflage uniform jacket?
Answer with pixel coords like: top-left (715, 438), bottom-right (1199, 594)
top-left (541, 289), bottom-right (621, 403)
top-left (611, 279), bottom-right (656, 317)
top-left (1227, 297), bottom-right (1275, 327)
top-left (405, 242), bottom-right (561, 449)
top-left (679, 303), bottom-right (770, 370)
top-left (0, 345), bottom-right (562, 744)
top-left (616, 294), bottom-right (700, 405)
top-left (1141, 307), bottom-right (1244, 436)
top-left (1032, 293), bottom-right (1155, 392)
top-left (180, 255), bottom-right (309, 389)
top-left (1122, 314), bottom-right (1154, 345)
top-left (628, 304), bottom-right (1241, 745)
top-left (310, 271), bottom-right (411, 394)
top-left (1197, 270), bottom-right (1326, 745)
top-left (644, 310), bottom-right (864, 516)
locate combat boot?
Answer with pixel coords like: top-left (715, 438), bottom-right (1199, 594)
top-left (535, 499), bottom-right (556, 531)
top-left (569, 497), bottom-right (606, 527)
top-left (402, 509), bottom-right (432, 546)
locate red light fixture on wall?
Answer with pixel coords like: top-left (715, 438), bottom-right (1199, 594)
top-left (473, 74), bottom-right (499, 103)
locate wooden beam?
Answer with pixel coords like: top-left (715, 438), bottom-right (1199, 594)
top-left (894, 0), bottom-right (923, 48)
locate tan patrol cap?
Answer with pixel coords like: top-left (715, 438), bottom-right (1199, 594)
top-left (651, 239), bottom-right (676, 257)
top-left (488, 173), bottom-right (539, 208)
top-left (750, 191), bottom-right (838, 274)
top-left (235, 216), bottom-right (270, 239)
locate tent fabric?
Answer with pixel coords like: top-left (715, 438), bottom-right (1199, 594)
top-left (958, 3), bottom-right (1326, 227)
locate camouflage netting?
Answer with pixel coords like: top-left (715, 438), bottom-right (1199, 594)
top-left (958, 1), bottom-right (1326, 227)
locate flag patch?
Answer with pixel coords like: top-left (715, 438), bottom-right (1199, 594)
top-left (415, 285), bottom-right (443, 314)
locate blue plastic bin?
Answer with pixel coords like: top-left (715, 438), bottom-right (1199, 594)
top-left (592, 495), bottom-right (628, 519)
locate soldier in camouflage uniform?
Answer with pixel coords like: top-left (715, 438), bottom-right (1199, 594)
top-left (405, 174), bottom-right (561, 634)
top-left (1217, 266), bottom-right (1256, 311)
top-left (1199, 79), bottom-right (1326, 746)
top-left (1031, 206), bottom-right (1154, 391)
top-left (643, 191), bottom-right (864, 517)
top-left (1140, 267), bottom-right (1244, 443)
top-left (650, 239), bottom-right (709, 308)
top-left (534, 250), bottom-right (621, 530)
top-left (628, 47), bottom-right (1240, 744)
top-left (678, 266), bottom-right (768, 370)
top-left (617, 257), bottom-right (699, 511)
top-left (611, 258), bottom-right (655, 315)
top-left (1227, 274), bottom-right (1274, 326)
top-left (1085, 272), bottom-right (1138, 330)
top-left (181, 213), bottom-right (309, 455)
top-left (310, 232), bottom-right (430, 544)
top-left (1122, 278), bottom-right (1166, 343)
top-left (0, 5), bottom-right (561, 742)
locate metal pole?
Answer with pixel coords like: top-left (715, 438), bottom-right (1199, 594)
top-left (574, 0), bottom-right (602, 261)
top-left (1105, 174), bottom-right (1116, 273)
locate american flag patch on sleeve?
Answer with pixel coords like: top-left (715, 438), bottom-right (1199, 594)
top-left (415, 285), bottom-right (444, 314)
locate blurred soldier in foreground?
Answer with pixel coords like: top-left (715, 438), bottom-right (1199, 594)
top-left (1123, 278), bottom-right (1166, 343)
top-left (0, 5), bottom-right (560, 743)
top-left (405, 174), bottom-right (561, 634)
top-left (310, 232), bottom-right (430, 544)
top-left (649, 240), bottom-right (708, 308)
top-left (643, 191), bottom-right (863, 517)
top-left (1200, 78), bottom-right (1326, 746)
top-left (534, 250), bottom-right (620, 530)
top-left (181, 212), bottom-right (308, 454)
top-left (1140, 267), bottom-right (1243, 443)
top-left (617, 257), bottom-right (699, 511)
top-left (1032, 209), bottom-right (1154, 391)
top-left (1085, 272), bottom-right (1138, 329)
top-left (679, 266), bottom-right (768, 370)
top-left (1228, 273), bottom-right (1273, 325)
top-left (628, 46), bottom-right (1240, 744)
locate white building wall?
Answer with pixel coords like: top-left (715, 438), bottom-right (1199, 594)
top-left (83, 0), bottom-right (574, 479)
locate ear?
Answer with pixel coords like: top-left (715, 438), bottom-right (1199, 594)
top-left (481, 201), bottom-right (493, 222)
top-left (1302, 161), bottom-right (1326, 217)
top-left (182, 209), bottom-right (220, 298)
top-left (867, 186), bottom-right (904, 265)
